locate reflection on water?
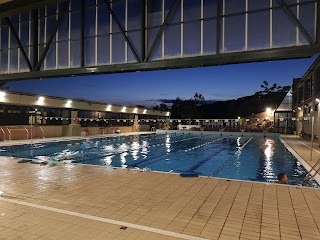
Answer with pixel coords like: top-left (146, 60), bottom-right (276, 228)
top-left (263, 139), bottom-right (275, 179)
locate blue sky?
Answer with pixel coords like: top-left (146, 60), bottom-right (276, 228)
top-left (5, 56), bottom-right (317, 107)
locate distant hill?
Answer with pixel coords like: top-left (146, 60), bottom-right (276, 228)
top-left (200, 91), bottom-right (287, 119)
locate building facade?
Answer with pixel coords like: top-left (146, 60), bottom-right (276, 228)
top-left (292, 57), bottom-right (320, 141)
top-left (0, 90), bottom-right (170, 139)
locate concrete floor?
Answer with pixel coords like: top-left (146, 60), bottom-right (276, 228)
top-left (0, 134), bottom-right (319, 240)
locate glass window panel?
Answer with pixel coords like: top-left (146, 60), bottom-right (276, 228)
top-left (70, 40), bottom-right (80, 67)
top-left (47, 15), bottom-right (57, 41)
top-left (112, 0), bottom-right (126, 31)
top-left (10, 15), bottom-right (19, 24)
top-left (38, 44), bottom-right (45, 62)
top-left (45, 42), bottom-right (56, 69)
top-left (19, 49), bottom-right (29, 72)
top-left (10, 25), bottom-right (19, 49)
top-left (165, 0), bottom-right (181, 24)
top-left (164, 24), bottom-right (180, 58)
top-left (58, 41), bottom-right (68, 68)
top-left (85, 7), bottom-right (96, 37)
top-left (224, 15), bottom-right (245, 52)
top-left (39, 8), bottom-right (46, 18)
top-left (70, 10), bottom-right (81, 40)
top-left (1, 25), bottom-right (9, 50)
top-left (225, 0), bottom-right (245, 15)
top-left (39, 17), bottom-right (45, 44)
top-left (128, 0), bottom-right (141, 30)
top-left (20, 12), bottom-right (30, 21)
top-left (85, 37), bottom-right (96, 66)
top-left (127, 30), bottom-right (141, 62)
top-left (71, 0), bottom-right (81, 11)
top-left (86, 0), bottom-right (97, 7)
top-left (183, 22), bottom-right (200, 56)
top-left (97, 35), bottom-right (110, 65)
top-left (248, 0), bottom-right (270, 11)
top-left (97, 4), bottom-right (110, 35)
top-left (248, 11), bottom-right (270, 50)
top-left (147, 27), bottom-right (161, 60)
top-left (1, 51), bottom-right (8, 74)
top-left (148, 0), bottom-right (163, 27)
top-left (9, 48), bottom-right (18, 73)
top-left (203, 0), bottom-right (217, 18)
top-left (47, 4), bottom-right (57, 16)
top-left (111, 33), bottom-right (125, 63)
top-left (20, 21), bottom-right (30, 46)
top-left (183, 0), bottom-right (200, 21)
top-left (299, 3), bottom-right (315, 45)
top-left (272, 8), bottom-right (296, 48)
top-left (58, 15), bottom-right (69, 41)
top-left (203, 19), bottom-right (216, 55)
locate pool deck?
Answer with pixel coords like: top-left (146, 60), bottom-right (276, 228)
top-left (0, 133), bottom-right (319, 240)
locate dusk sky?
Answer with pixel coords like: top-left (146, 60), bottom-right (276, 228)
top-left (5, 56), bottom-right (317, 108)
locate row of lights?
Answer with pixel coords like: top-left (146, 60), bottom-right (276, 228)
top-left (0, 91), bottom-right (170, 116)
top-left (297, 98), bottom-right (320, 111)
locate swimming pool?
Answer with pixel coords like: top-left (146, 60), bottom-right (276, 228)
top-left (0, 133), bottom-right (317, 187)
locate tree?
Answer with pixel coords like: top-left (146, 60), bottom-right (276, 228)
top-left (159, 103), bottom-right (169, 111)
top-left (192, 92), bottom-right (205, 106)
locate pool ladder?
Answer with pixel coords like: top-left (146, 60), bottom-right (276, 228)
top-left (305, 159), bottom-right (320, 184)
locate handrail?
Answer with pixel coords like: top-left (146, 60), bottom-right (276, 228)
top-left (24, 127), bottom-right (29, 139)
top-left (6, 127), bottom-right (29, 140)
top-left (7, 127), bottom-right (11, 141)
top-left (39, 126), bottom-right (45, 138)
top-left (0, 127), bottom-right (5, 141)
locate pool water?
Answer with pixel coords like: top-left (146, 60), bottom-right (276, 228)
top-left (0, 133), bottom-right (317, 187)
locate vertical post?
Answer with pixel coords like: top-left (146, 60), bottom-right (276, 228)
top-left (311, 116), bottom-right (314, 163)
top-left (216, 0), bottom-right (221, 54)
top-left (80, 0), bottom-right (85, 67)
top-left (32, 10), bottom-right (38, 70)
top-left (317, 0), bottom-right (320, 45)
top-left (141, 0), bottom-right (146, 61)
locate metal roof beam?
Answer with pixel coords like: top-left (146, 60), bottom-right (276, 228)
top-left (277, 0), bottom-right (315, 45)
top-left (0, 45), bottom-right (318, 82)
top-left (103, 0), bottom-right (141, 62)
top-left (35, 0), bottom-right (70, 71)
top-left (5, 17), bottom-right (32, 71)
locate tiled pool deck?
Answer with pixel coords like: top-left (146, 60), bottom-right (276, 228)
top-left (0, 134), bottom-right (319, 240)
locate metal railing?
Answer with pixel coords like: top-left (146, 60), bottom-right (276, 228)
top-left (39, 126), bottom-right (45, 138)
top-left (6, 127), bottom-right (29, 141)
top-left (0, 127), bottom-right (6, 141)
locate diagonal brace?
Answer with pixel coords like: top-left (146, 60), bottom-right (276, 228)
top-left (277, 0), bottom-right (314, 45)
top-left (103, 0), bottom-right (141, 62)
top-left (35, 0), bottom-right (70, 71)
top-left (144, 0), bottom-right (180, 62)
top-left (5, 17), bottom-right (32, 71)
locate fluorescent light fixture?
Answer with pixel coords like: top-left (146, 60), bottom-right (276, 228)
top-left (37, 96), bottom-right (45, 104)
top-left (298, 107), bottom-right (301, 110)
top-left (133, 108), bottom-right (138, 113)
top-left (143, 109), bottom-right (147, 114)
top-left (121, 106), bottom-right (126, 112)
top-left (106, 105), bottom-right (112, 111)
top-left (316, 98), bottom-right (320, 103)
top-left (166, 112), bottom-right (170, 116)
top-left (66, 100), bottom-right (72, 107)
top-left (266, 107), bottom-right (272, 114)
top-left (0, 91), bottom-right (5, 97)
